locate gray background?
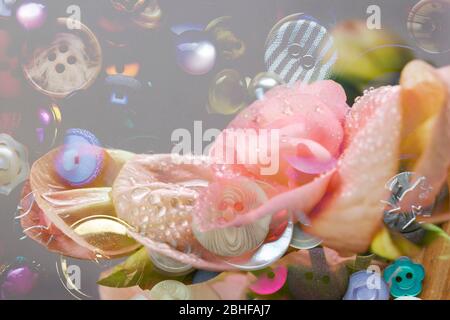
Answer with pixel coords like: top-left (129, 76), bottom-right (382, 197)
top-left (0, 0), bottom-right (449, 299)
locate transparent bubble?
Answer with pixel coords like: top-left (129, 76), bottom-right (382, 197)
top-left (205, 16), bottom-right (246, 61)
top-left (1, 101), bottom-right (62, 158)
top-left (16, 2), bottom-right (47, 31)
top-left (408, 0), bottom-right (450, 54)
top-left (0, 256), bottom-right (41, 299)
top-left (265, 14), bottom-right (337, 84)
top-left (22, 18), bottom-right (102, 98)
top-left (175, 29), bottom-right (216, 76)
top-left (29, 103), bottom-right (62, 154)
top-left (110, 0), bottom-right (148, 13)
top-left (248, 72), bottom-right (285, 101)
top-left (132, 0), bottom-right (161, 30)
top-left (207, 69), bottom-right (248, 115)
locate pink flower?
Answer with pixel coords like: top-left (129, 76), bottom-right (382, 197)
top-left (210, 80), bottom-right (349, 188)
top-left (20, 61), bottom-right (450, 279)
top-left (202, 79), bottom-right (404, 255)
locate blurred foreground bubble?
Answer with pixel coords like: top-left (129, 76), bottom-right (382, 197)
top-left (408, 0), bottom-right (450, 53)
top-left (0, 256), bottom-right (41, 300)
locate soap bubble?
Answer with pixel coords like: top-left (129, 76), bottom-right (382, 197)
top-left (248, 72), bottom-right (285, 101)
top-left (408, 0), bottom-right (450, 53)
top-left (0, 256), bottom-right (41, 299)
top-left (175, 30), bottom-right (216, 76)
top-left (205, 16), bottom-right (246, 61)
top-left (208, 69), bottom-right (248, 115)
top-left (1, 101), bottom-right (62, 158)
top-left (16, 2), bottom-right (47, 31)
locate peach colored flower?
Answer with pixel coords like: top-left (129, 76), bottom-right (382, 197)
top-left (210, 80), bottom-right (349, 188)
top-left (20, 61), bottom-right (450, 275)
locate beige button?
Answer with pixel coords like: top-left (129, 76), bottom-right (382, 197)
top-left (149, 280), bottom-right (192, 300)
top-left (22, 18), bottom-right (102, 99)
top-left (192, 179), bottom-right (271, 257)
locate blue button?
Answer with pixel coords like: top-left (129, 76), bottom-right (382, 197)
top-left (343, 270), bottom-right (390, 300)
top-left (383, 257), bottom-right (425, 298)
top-left (55, 129), bottom-right (103, 186)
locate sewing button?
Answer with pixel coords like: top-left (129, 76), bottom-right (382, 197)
top-left (343, 270), bottom-right (390, 300)
top-left (383, 256), bottom-right (425, 298)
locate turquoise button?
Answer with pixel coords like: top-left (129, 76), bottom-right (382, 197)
top-left (383, 257), bottom-right (425, 298)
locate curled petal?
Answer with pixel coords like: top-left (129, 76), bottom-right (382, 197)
top-left (305, 86), bottom-right (402, 254)
top-left (399, 63), bottom-right (450, 208)
top-left (27, 148), bottom-right (135, 258)
top-left (285, 139), bottom-right (337, 175)
top-left (20, 181), bottom-right (96, 260)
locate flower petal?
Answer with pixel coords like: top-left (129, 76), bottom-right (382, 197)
top-left (399, 63), bottom-right (450, 207)
top-left (26, 148), bottom-right (135, 258)
top-left (113, 153), bottom-right (239, 270)
top-left (19, 181), bottom-right (96, 260)
top-left (305, 86), bottom-right (402, 254)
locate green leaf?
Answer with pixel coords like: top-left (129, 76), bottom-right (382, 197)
top-left (97, 247), bottom-right (192, 290)
top-left (422, 223), bottom-right (450, 243)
